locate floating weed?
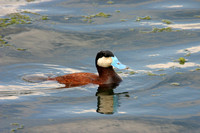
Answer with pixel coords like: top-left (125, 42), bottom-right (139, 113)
top-left (136, 16), bottom-right (151, 21)
top-left (41, 15), bottom-right (49, 20)
top-left (16, 48), bottom-right (27, 51)
top-left (178, 57), bottom-right (186, 65)
top-left (176, 72), bottom-right (184, 74)
top-left (107, 1), bottom-right (114, 4)
top-left (191, 67), bottom-right (200, 72)
top-left (82, 12), bottom-right (111, 23)
top-left (170, 82), bottom-right (180, 86)
top-left (147, 72), bottom-right (157, 76)
top-left (129, 28), bottom-right (134, 31)
top-left (95, 12), bottom-right (111, 18)
top-left (157, 69), bottom-right (165, 71)
top-left (147, 72), bottom-right (166, 76)
top-left (129, 71), bottom-right (136, 75)
top-left (21, 11), bottom-right (40, 15)
top-left (0, 12), bottom-right (52, 51)
top-left (195, 68), bottom-right (200, 71)
top-left (152, 27), bottom-right (172, 33)
top-left (10, 123), bottom-right (20, 126)
top-left (8, 13), bottom-right (31, 21)
top-left (120, 19), bottom-right (127, 22)
top-left (115, 10), bottom-right (120, 13)
top-left (194, 15), bottom-right (200, 18)
top-left (162, 19), bottom-right (172, 24)
top-left (10, 122), bottom-right (24, 132)
top-left (141, 27), bottom-right (179, 33)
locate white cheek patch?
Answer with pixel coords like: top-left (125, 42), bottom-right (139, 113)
top-left (97, 57), bottom-right (112, 67)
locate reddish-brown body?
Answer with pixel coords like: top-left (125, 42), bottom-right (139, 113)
top-left (48, 66), bottom-right (122, 87)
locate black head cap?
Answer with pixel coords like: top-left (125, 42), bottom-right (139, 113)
top-left (95, 50), bottom-right (114, 66)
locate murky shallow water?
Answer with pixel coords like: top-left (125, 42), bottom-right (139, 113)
top-left (1, 0), bottom-right (200, 132)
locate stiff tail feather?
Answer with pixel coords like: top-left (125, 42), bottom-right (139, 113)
top-left (22, 74), bottom-right (55, 83)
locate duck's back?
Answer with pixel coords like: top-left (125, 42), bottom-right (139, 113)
top-left (48, 73), bottom-right (99, 86)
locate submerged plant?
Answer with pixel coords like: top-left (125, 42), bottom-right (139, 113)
top-left (152, 27), bottom-right (172, 33)
top-left (82, 12), bottom-right (111, 23)
top-left (136, 16), bottom-right (151, 21)
top-left (178, 57), bottom-right (186, 65)
top-left (0, 11), bottom-right (49, 51)
top-left (162, 19), bottom-right (173, 24)
top-left (41, 15), bottom-right (49, 20)
top-left (107, 1), bottom-right (114, 4)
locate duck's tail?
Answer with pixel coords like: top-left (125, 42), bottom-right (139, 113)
top-left (22, 74), bottom-right (55, 83)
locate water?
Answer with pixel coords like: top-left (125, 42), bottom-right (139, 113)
top-left (1, 0), bottom-right (200, 132)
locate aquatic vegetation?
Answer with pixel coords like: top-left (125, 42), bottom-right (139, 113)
top-left (162, 19), bottom-right (173, 24)
top-left (41, 16), bottom-right (49, 20)
top-left (176, 72), bottom-right (184, 74)
top-left (115, 10), bottom-right (121, 13)
top-left (21, 11), bottom-right (40, 15)
top-left (170, 82), bottom-right (180, 86)
top-left (82, 12), bottom-right (111, 23)
top-left (120, 19), bottom-right (127, 22)
top-left (95, 12), bottom-right (111, 18)
top-left (129, 71), bottom-right (136, 75)
top-left (0, 35), bottom-right (7, 46)
top-left (107, 1), bottom-right (114, 4)
top-left (129, 28), bottom-right (134, 31)
top-left (136, 16), bottom-right (151, 21)
top-left (141, 27), bottom-right (180, 33)
top-left (194, 15), bottom-right (200, 18)
top-left (190, 67), bottom-right (200, 72)
top-left (178, 57), bottom-right (186, 65)
top-left (152, 27), bottom-right (172, 33)
top-left (10, 123), bottom-right (24, 133)
top-left (0, 13), bottom-right (31, 28)
top-left (146, 72), bottom-right (166, 76)
top-left (0, 11), bottom-right (49, 51)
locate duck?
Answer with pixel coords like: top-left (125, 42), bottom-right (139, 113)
top-left (48, 50), bottom-right (127, 87)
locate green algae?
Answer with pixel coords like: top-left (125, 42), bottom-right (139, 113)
top-left (82, 12), bottom-right (111, 23)
top-left (120, 19), bottom-right (127, 22)
top-left (0, 11), bottom-right (49, 51)
top-left (0, 13), bottom-right (31, 28)
top-left (115, 10), bottom-right (121, 13)
top-left (194, 15), bottom-right (200, 18)
top-left (41, 15), bottom-right (49, 20)
top-left (136, 16), bottom-right (151, 21)
top-left (162, 19), bottom-right (172, 24)
top-left (10, 123), bottom-right (24, 133)
top-left (152, 27), bottom-right (172, 33)
top-left (129, 71), bottom-right (136, 75)
top-left (95, 12), bottom-right (111, 18)
top-left (178, 57), bottom-right (186, 65)
top-left (107, 1), bottom-right (114, 4)
top-left (21, 11), bottom-right (40, 15)
top-left (141, 27), bottom-right (179, 33)
top-left (146, 72), bottom-right (166, 76)
top-left (176, 72), bottom-right (184, 74)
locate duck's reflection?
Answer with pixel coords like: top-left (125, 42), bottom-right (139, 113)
top-left (96, 84), bottom-right (129, 114)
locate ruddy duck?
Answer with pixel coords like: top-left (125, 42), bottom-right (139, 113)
top-left (48, 50), bottom-right (127, 87)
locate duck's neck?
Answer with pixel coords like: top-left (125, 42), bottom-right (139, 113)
top-left (97, 66), bottom-right (122, 84)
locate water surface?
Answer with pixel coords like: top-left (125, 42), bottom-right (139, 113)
top-left (0, 0), bottom-right (200, 132)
